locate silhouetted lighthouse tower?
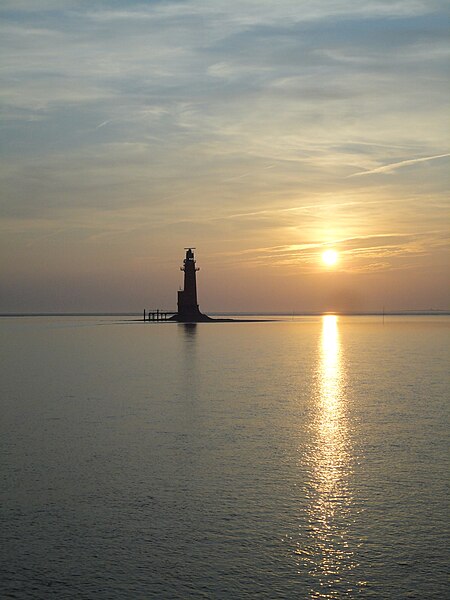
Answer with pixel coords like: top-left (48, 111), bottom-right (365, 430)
top-left (145, 248), bottom-right (246, 323)
top-left (175, 248), bottom-right (211, 322)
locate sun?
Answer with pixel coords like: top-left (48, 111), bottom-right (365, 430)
top-left (322, 249), bottom-right (339, 267)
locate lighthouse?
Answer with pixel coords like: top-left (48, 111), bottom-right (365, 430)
top-left (145, 248), bottom-right (253, 323)
top-left (173, 248), bottom-right (211, 322)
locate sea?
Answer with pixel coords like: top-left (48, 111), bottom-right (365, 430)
top-left (1, 315), bottom-right (449, 599)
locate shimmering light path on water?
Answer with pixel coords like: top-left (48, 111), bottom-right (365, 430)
top-left (0, 316), bottom-right (449, 598)
top-left (298, 315), bottom-right (358, 597)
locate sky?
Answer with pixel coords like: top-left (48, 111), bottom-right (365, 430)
top-left (0, 0), bottom-right (449, 313)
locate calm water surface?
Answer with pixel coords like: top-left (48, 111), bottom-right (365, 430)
top-left (1, 316), bottom-right (449, 598)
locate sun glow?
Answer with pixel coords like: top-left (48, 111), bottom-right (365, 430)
top-left (322, 249), bottom-right (338, 267)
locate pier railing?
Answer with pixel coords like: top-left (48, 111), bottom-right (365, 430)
top-left (143, 309), bottom-right (177, 321)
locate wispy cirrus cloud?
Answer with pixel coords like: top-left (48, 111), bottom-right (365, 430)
top-left (209, 231), bottom-right (450, 273)
top-left (348, 153), bottom-right (450, 177)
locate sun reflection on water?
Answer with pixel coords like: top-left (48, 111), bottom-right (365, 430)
top-left (296, 315), bottom-right (359, 597)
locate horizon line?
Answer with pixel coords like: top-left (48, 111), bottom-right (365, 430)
top-left (1, 310), bottom-right (449, 318)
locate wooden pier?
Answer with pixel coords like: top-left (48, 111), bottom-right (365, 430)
top-left (144, 309), bottom-right (177, 322)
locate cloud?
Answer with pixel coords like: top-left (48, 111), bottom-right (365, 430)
top-left (0, 1), bottom-right (449, 310)
top-left (348, 153), bottom-right (450, 177)
top-left (208, 231), bottom-right (450, 273)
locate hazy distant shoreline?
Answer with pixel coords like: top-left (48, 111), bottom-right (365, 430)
top-left (1, 311), bottom-right (449, 318)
